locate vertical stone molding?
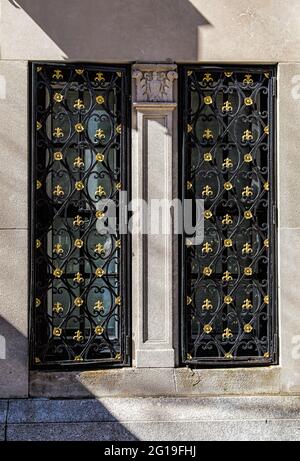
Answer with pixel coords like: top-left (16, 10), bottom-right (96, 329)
top-left (278, 64), bottom-right (300, 393)
top-left (132, 64), bottom-right (177, 367)
top-left (0, 61), bottom-right (28, 397)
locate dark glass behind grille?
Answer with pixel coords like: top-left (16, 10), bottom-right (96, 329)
top-left (30, 63), bottom-right (130, 368)
top-left (180, 66), bottom-right (277, 366)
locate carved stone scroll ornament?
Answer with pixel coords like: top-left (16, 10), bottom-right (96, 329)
top-left (133, 65), bottom-right (178, 103)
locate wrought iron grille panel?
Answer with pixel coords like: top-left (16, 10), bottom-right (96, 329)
top-left (30, 63), bottom-right (131, 368)
top-left (180, 65), bottom-right (277, 366)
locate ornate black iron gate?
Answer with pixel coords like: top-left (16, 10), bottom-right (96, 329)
top-left (30, 63), bottom-right (131, 368)
top-left (180, 65), bottom-right (277, 366)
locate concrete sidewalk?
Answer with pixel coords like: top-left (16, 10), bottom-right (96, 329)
top-left (0, 396), bottom-right (300, 441)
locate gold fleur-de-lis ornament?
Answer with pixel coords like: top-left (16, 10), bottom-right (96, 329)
top-left (95, 185), bottom-right (106, 197)
top-left (222, 328), bottom-right (233, 339)
top-left (73, 272), bottom-right (84, 284)
top-left (95, 243), bottom-right (105, 255)
top-left (74, 99), bottom-right (85, 110)
top-left (73, 330), bottom-right (84, 342)
top-left (222, 271), bottom-right (233, 282)
top-left (202, 73), bottom-right (213, 83)
top-left (242, 186), bottom-right (253, 198)
top-left (202, 242), bottom-right (213, 253)
top-left (222, 101), bottom-right (233, 113)
top-left (95, 72), bottom-right (105, 82)
top-left (73, 156), bottom-right (84, 168)
top-left (242, 130), bottom-right (253, 142)
top-left (222, 158), bottom-right (233, 169)
top-left (53, 127), bottom-right (64, 138)
top-left (53, 302), bottom-right (63, 314)
top-left (53, 185), bottom-right (64, 197)
top-left (52, 69), bottom-right (63, 80)
top-left (73, 215), bottom-right (84, 227)
top-left (53, 243), bottom-right (63, 255)
top-left (222, 214), bottom-right (233, 225)
top-left (202, 299), bottom-right (213, 310)
top-left (202, 185), bottom-right (213, 197)
top-left (242, 243), bottom-right (253, 254)
top-left (94, 300), bottom-right (104, 312)
top-left (242, 299), bottom-right (253, 310)
top-left (95, 128), bottom-right (105, 140)
top-left (243, 74), bottom-right (253, 85)
top-left (203, 128), bottom-right (213, 140)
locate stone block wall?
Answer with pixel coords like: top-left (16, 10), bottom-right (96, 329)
top-left (0, 0), bottom-right (299, 398)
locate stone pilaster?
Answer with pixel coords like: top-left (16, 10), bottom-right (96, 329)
top-left (132, 64), bottom-right (177, 367)
top-left (0, 61), bottom-right (28, 397)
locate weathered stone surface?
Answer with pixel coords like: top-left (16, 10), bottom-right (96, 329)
top-left (30, 368), bottom-right (176, 398)
top-left (6, 419), bottom-right (300, 441)
top-left (132, 102), bottom-right (175, 368)
top-left (0, 400), bottom-right (8, 423)
top-left (0, 230), bottom-right (28, 398)
top-left (280, 228), bottom-right (300, 393)
top-left (0, 60), bottom-right (28, 229)
top-left (133, 64), bottom-right (177, 102)
top-left (7, 422), bottom-right (138, 441)
top-left (195, 1), bottom-right (300, 62)
top-left (30, 367), bottom-right (281, 398)
top-left (0, 400), bottom-right (7, 440)
top-left (278, 64), bottom-right (300, 228)
top-left (174, 367), bottom-right (281, 396)
top-left (6, 396), bottom-right (300, 441)
top-left (0, 0), bottom-right (206, 61)
top-left (8, 396), bottom-right (300, 423)
top-left (6, 395), bottom-right (300, 441)
top-left (0, 1), bottom-right (298, 406)
top-left (2, 1), bottom-right (300, 62)
top-left (8, 399), bottom-right (115, 423)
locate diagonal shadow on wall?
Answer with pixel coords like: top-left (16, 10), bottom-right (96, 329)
top-left (9, 0), bottom-right (211, 61)
top-left (0, 316), bottom-right (138, 441)
top-left (1, 0), bottom-right (211, 441)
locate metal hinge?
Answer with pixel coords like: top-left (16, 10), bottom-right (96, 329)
top-left (272, 204), bottom-right (278, 226)
top-left (125, 335), bottom-right (131, 356)
top-left (273, 333), bottom-right (278, 358)
top-left (272, 77), bottom-right (277, 97)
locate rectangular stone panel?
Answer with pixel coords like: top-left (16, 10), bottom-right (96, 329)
top-left (0, 60), bottom-right (27, 229)
top-left (280, 228), bottom-right (300, 393)
top-left (6, 419), bottom-right (300, 441)
top-left (0, 230), bottom-right (28, 397)
top-left (278, 63), bottom-right (300, 228)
